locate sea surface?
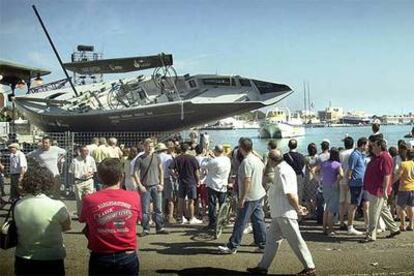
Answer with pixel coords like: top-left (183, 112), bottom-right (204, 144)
top-left (183, 125), bottom-right (413, 155)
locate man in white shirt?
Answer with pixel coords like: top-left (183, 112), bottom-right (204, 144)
top-left (69, 145), bottom-right (97, 216)
top-left (247, 149), bottom-right (316, 276)
top-left (8, 143), bottom-right (28, 201)
top-left (338, 136), bottom-right (354, 230)
top-left (203, 144), bottom-right (231, 229)
top-left (27, 137), bottom-right (66, 199)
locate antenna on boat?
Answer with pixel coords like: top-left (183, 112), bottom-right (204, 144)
top-left (32, 5), bottom-right (79, 97)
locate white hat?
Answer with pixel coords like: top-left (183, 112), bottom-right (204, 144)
top-left (155, 142), bottom-right (168, 152)
top-left (8, 143), bottom-right (20, 150)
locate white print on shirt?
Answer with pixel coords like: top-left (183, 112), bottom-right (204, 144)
top-left (94, 201), bottom-right (134, 234)
top-left (96, 209), bottom-right (133, 225)
top-left (97, 201), bottom-right (132, 209)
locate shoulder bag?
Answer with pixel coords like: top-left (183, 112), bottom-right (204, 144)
top-left (0, 200), bottom-right (18, 250)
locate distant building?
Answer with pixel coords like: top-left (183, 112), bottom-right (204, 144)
top-left (318, 106), bottom-right (344, 123)
top-left (380, 114), bottom-right (414, 125)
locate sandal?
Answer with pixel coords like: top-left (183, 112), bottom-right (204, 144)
top-left (399, 225), bottom-right (406, 232)
top-left (406, 226), bottom-right (414, 231)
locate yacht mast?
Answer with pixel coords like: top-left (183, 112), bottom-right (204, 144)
top-left (32, 5), bottom-right (79, 96)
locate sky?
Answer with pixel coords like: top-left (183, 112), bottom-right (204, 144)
top-left (1, 0), bottom-right (413, 115)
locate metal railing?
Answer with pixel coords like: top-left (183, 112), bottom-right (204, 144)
top-left (1, 130), bottom-right (175, 187)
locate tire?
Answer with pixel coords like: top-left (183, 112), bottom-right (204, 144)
top-left (215, 200), bottom-right (230, 239)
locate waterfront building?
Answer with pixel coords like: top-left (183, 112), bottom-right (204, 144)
top-left (318, 106), bottom-right (344, 123)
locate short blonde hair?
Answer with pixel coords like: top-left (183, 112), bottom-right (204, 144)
top-left (144, 138), bottom-right (153, 145)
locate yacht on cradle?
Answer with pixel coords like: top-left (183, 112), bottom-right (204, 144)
top-left (259, 108), bottom-right (305, 138)
top-left (14, 57), bottom-right (293, 132)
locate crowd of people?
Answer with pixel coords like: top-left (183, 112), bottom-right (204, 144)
top-left (0, 125), bottom-right (413, 275)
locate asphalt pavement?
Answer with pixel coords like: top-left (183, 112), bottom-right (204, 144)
top-left (1, 197), bottom-right (414, 276)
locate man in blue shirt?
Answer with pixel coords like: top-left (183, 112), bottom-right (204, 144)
top-left (346, 137), bottom-right (369, 235)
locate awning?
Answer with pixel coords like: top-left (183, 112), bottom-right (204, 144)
top-left (0, 60), bottom-right (51, 86)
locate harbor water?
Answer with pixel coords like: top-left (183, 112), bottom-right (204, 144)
top-left (184, 125), bottom-right (413, 155)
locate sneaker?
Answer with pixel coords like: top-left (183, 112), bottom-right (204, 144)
top-left (156, 228), bottom-right (170, 235)
top-left (179, 217), bottom-right (188, 225)
top-left (189, 217), bottom-right (203, 225)
top-left (328, 232), bottom-right (336, 237)
top-left (347, 226), bottom-right (363, 236)
top-left (218, 245), bottom-right (237, 254)
top-left (297, 267), bottom-right (316, 276)
top-left (243, 224), bottom-right (253, 234)
top-left (246, 266), bottom-right (268, 275)
top-left (376, 228), bottom-right (385, 234)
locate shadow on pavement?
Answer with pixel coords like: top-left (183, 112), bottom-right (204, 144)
top-left (301, 231), bottom-right (362, 243)
top-left (156, 267), bottom-right (289, 275)
top-left (141, 241), bottom-right (254, 255)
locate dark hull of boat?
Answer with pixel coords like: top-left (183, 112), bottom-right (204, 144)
top-left (15, 101), bottom-right (269, 132)
top-left (340, 118), bottom-right (370, 125)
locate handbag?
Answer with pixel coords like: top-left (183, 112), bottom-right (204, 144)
top-left (0, 200), bottom-right (18, 250)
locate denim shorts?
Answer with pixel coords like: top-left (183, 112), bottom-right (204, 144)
top-left (349, 186), bottom-right (363, 205)
top-left (178, 184), bottom-right (197, 199)
top-left (397, 190), bottom-right (414, 208)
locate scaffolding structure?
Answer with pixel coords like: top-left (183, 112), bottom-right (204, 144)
top-left (71, 45), bottom-right (103, 85)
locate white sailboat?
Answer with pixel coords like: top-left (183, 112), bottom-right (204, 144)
top-left (259, 107), bottom-right (305, 138)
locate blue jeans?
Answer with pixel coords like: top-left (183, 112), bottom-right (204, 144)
top-left (207, 187), bottom-right (227, 227)
top-left (89, 251), bottom-right (139, 276)
top-left (141, 185), bottom-right (164, 231)
top-left (227, 198), bottom-right (266, 250)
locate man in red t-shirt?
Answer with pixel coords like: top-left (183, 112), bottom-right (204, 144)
top-left (361, 137), bottom-right (400, 243)
top-left (79, 158), bottom-right (142, 275)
